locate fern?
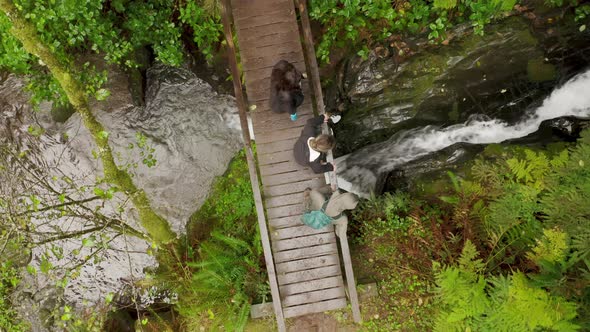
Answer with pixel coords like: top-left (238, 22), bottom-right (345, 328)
top-left (527, 228), bottom-right (568, 265)
top-left (541, 136), bottom-right (590, 235)
top-left (176, 232), bottom-right (258, 331)
top-left (435, 243), bottom-right (580, 331)
top-left (484, 184), bottom-right (542, 267)
top-left (483, 273), bottom-right (579, 331)
top-left (506, 150), bottom-right (550, 190)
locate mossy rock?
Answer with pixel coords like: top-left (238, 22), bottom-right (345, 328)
top-left (527, 58), bottom-right (557, 82)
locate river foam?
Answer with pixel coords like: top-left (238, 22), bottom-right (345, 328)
top-left (337, 69), bottom-right (590, 196)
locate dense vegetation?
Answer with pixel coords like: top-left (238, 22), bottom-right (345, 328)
top-left (0, 0), bottom-right (224, 109)
top-left (350, 131), bottom-right (590, 330)
top-left (1, 0), bottom-right (589, 330)
top-left (153, 149), bottom-right (267, 331)
top-left (309, 0), bottom-right (589, 62)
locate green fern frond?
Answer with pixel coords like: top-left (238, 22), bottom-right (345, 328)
top-left (459, 240), bottom-right (485, 275)
top-left (527, 228), bottom-right (569, 265)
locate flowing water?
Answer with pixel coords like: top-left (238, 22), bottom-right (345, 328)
top-left (337, 69), bottom-right (590, 196)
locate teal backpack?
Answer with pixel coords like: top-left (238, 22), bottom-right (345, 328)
top-left (301, 201), bottom-right (342, 229)
top-left (301, 210), bottom-right (333, 229)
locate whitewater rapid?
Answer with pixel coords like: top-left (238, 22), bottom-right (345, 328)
top-left (337, 69), bottom-right (590, 196)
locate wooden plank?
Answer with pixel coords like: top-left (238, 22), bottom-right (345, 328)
top-left (263, 177), bottom-right (324, 197)
top-left (257, 150), bottom-right (294, 166)
top-left (262, 171), bottom-right (321, 187)
top-left (260, 159), bottom-right (306, 176)
top-left (237, 22), bottom-right (298, 45)
top-left (273, 231), bottom-right (336, 252)
top-left (257, 138), bottom-right (298, 156)
top-left (252, 110), bottom-right (313, 136)
top-left (269, 215), bottom-right (304, 229)
top-left (236, 29), bottom-right (300, 49)
top-left (265, 192), bottom-right (303, 208)
top-left (240, 40), bottom-right (301, 60)
top-left (338, 233), bottom-right (362, 322)
top-left (274, 243), bottom-right (338, 263)
top-left (235, 8), bottom-right (295, 30)
top-left (279, 275), bottom-right (343, 296)
top-left (278, 265), bottom-right (342, 285)
top-left (282, 287), bottom-right (346, 307)
top-left (233, 0), bottom-right (291, 16)
top-left (283, 298), bottom-right (348, 318)
top-left (266, 203), bottom-right (303, 219)
top-left (275, 254), bottom-right (340, 275)
top-left (271, 224), bottom-right (333, 240)
top-left (222, 1), bottom-right (286, 330)
top-left (242, 51), bottom-right (304, 72)
top-left (255, 126), bottom-right (303, 144)
top-left (250, 105), bottom-right (315, 123)
top-left (250, 98), bottom-right (313, 114)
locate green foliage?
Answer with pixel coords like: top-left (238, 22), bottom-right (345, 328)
top-left (191, 148), bottom-right (255, 238)
top-left (541, 131), bottom-right (590, 235)
top-left (176, 232), bottom-right (264, 331)
top-left (0, 0), bottom-right (223, 109)
top-left (157, 149), bottom-right (264, 330)
top-left (434, 241), bottom-right (488, 330)
top-left (435, 242), bottom-right (580, 332)
top-left (0, 262), bottom-right (28, 331)
top-left (527, 228), bottom-right (569, 265)
top-left (309, 0), bottom-right (518, 62)
top-left (179, 1), bottom-right (223, 63)
top-left (355, 192), bottom-right (414, 240)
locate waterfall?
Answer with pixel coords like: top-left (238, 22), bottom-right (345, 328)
top-left (337, 69), bottom-right (590, 197)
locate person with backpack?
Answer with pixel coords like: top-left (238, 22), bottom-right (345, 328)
top-left (293, 114), bottom-right (338, 174)
top-left (301, 187), bottom-right (359, 238)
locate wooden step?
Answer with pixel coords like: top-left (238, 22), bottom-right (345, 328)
top-left (283, 298), bottom-right (348, 318)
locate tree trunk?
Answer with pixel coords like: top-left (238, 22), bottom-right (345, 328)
top-left (0, 0), bottom-right (177, 244)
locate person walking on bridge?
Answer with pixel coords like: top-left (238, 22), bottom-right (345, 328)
top-left (293, 114), bottom-right (336, 174)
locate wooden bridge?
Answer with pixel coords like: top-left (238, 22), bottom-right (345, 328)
top-left (220, 0), bottom-right (360, 330)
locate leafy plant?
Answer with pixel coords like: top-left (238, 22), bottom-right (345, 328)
top-left (175, 232), bottom-right (260, 331)
top-left (309, 0), bottom-right (519, 62)
top-left (0, 261), bottom-right (28, 331)
top-left (179, 1), bottom-right (223, 63)
top-left (434, 241), bottom-right (580, 331)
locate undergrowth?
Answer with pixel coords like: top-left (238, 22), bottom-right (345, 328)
top-left (351, 129), bottom-right (590, 330)
top-left (155, 148), bottom-right (267, 331)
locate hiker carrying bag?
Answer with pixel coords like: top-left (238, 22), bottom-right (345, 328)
top-left (301, 201), bottom-right (341, 229)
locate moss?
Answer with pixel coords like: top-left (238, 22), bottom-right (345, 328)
top-left (448, 101), bottom-right (459, 121)
top-left (402, 54), bottom-right (448, 110)
top-left (185, 149), bottom-right (255, 248)
top-left (527, 57), bottom-right (557, 82)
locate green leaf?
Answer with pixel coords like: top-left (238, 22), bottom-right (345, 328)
top-left (95, 88), bottom-right (110, 101)
top-left (82, 236), bottom-right (96, 247)
top-left (40, 258), bottom-right (52, 274)
top-left (26, 265), bottom-right (37, 275)
top-left (93, 187), bottom-right (104, 197)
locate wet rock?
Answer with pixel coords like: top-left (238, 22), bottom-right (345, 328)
top-left (330, 15), bottom-right (590, 155)
top-left (0, 63), bottom-right (243, 330)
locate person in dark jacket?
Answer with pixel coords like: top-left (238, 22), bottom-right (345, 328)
top-left (293, 114), bottom-right (336, 173)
